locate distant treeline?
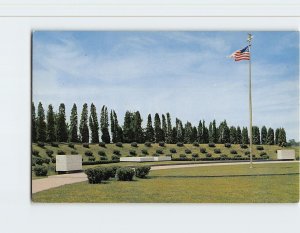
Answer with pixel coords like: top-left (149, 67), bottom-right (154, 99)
top-left (32, 102), bottom-right (287, 146)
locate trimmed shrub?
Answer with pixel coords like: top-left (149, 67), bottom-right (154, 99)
top-left (88, 156), bottom-right (95, 161)
top-left (51, 142), bottom-right (59, 147)
top-left (179, 154), bottom-right (187, 158)
top-left (46, 149), bottom-right (54, 157)
top-left (170, 148), bottom-right (177, 153)
top-left (98, 151), bottom-right (106, 156)
top-left (261, 155), bottom-right (269, 160)
top-left (51, 157), bottom-right (56, 163)
top-left (57, 150), bottom-right (65, 155)
top-left (112, 155), bottom-right (120, 161)
top-left (131, 142), bottom-right (138, 147)
top-left (256, 145), bottom-right (264, 150)
top-left (135, 166), bottom-right (151, 178)
top-left (233, 155), bottom-right (242, 160)
top-left (224, 143), bottom-right (231, 148)
top-left (85, 150), bottom-right (93, 156)
top-left (214, 148), bottom-right (221, 154)
top-left (259, 151), bottom-right (267, 157)
top-left (144, 142), bottom-right (152, 147)
top-left (113, 150), bottom-right (121, 155)
top-left (159, 141), bottom-right (165, 147)
top-left (193, 142), bottom-right (199, 147)
top-left (208, 143), bottom-right (215, 147)
top-left (68, 143), bottom-right (75, 149)
top-left (206, 153), bottom-right (212, 158)
top-left (185, 149), bottom-right (192, 154)
top-left (220, 154), bottom-right (228, 160)
top-left (106, 166), bottom-right (121, 178)
top-left (37, 142), bottom-right (45, 148)
top-left (99, 142), bottom-right (106, 148)
top-left (85, 167), bottom-right (107, 184)
top-left (192, 153), bottom-right (199, 158)
top-left (100, 156), bottom-right (108, 161)
top-left (32, 150), bottom-right (40, 157)
top-left (230, 149), bottom-right (237, 155)
top-left (83, 143), bottom-right (89, 148)
top-left (71, 150), bottom-right (78, 155)
top-left (244, 151), bottom-right (250, 155)
top-left (115, 142), bottom-right (123, 147)
top-left (172, 157), bottom-right (192, 161)
top-left (141, 149), bottom-right (148, 155)
top-left (176, 142), bottom-right (184, 147)
top-left (156, 149), bottom-right (164, 154)
top-left (116, 167), bottom-right (135, 181)
top-left (200, 148), bottom-right (206, 153)
top-left (240, 144), bottom-right (248, 149)
top-left (33, 165), bottom-right (48, 176)
top-left (32, 156), bottom-right (46, 165)
top-left (129, 150), bottom-right (137, 156)
top-left (152, 153), bottom-right (159, 157)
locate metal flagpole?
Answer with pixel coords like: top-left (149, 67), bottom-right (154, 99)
top-left (247, 33), bottom-right (253, 168)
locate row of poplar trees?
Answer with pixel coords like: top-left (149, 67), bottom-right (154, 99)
top-left (32, 102), bottom-right (287, 145)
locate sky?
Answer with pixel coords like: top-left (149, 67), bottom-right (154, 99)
top-left (32, 31), bottom-right (299, 140)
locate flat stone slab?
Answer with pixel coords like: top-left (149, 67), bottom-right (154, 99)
top-left (120, 156), bottom-right (172, 162)
top-left (56, 155), bottom-right (82, 172)
top-left (153, 156), bottom-right (172, 161)
top-left (277, 150), bottom-right (295, 160)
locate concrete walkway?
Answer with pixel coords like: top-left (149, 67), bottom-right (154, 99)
top-left (32, 160), bottom-right (299, 194)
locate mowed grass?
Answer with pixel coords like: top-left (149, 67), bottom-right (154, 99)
top-left (32, 162), bottom-right (299, 203)
top-left (32, 143), bottom-right (299, 162)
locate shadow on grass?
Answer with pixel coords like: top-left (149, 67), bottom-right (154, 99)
top-left (150, 173), bottom-right (299, 179)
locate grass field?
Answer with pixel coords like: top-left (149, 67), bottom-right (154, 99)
top-left (32, 162), bottom-right (299, 203)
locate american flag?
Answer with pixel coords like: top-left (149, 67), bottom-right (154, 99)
top-left (229, 46), bottom-right (250, 61)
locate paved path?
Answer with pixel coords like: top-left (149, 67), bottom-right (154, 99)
top-left (32, 160), bottom-right (299, 194)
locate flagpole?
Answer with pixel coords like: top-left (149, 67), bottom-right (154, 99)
top-left (247, 33), bottom-right (253, 168)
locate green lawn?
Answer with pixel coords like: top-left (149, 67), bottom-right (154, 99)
top-left (32, 162), bottom-right (299, 203)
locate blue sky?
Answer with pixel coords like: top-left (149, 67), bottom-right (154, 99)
top-left (32, 31), bottom-right (299, 140)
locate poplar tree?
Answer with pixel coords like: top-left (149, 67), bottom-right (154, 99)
top-left (145, 114), bottom-right (155, 142)
top-left (69, 103), bottom-right (79, 142)
top-left (176, 118), bottom-right (184, 142)
top-left (275, 128), bottom-right (280, 145)
top-left (110, 110), bottom-right (116, 143)
top-left (113, 110), bottom-right (123, 142)
top-left (79, 103), bottom-right (89, 143)
top-left (212, 120), bottom-right (218, 143)
top-left (166, 113), bottom-right (172, 143)
top-left (252, 126), bottom-right (261, 145)
top-left (197, 120), bottom-right (203, 143)
top-left (184, 121), bottom-right (193, 143)
top-left (37, 102), bottom-right (47, 142)
top-left (191, 126), bottom-right (198, 143)
top-left (100, 105), bottom-right (110, 143)
top-left (267, 127), bottom-right (274, 145)
top-left (46, 104), bottom-right (56, 142)
top-left (154, 113), bottom-right (163, 142)
top-left (123, 111), bottom-right (134, 143)
top-left (57, 103), bottom-right (68, 142)
top-left (242, 127), bottom-right (249, 144)
top-left (208, 122), bottom-right (213, 143)
top-left (229, 126), bottom-right (237, 144)
top-left (171, 127), bottom-right (177, 143)
top-left (261, 126), bottom-right (267, 145)
top-left (236, 126), bottom-right (242, 144)
top-left (89, 103), bottom-right (99, 143)
top-left (133, 111), bottom-right (144, 143)
top-left (202, 120), bottom-right (209, 143)
top-left (32, 102), bottom-right (37, 142)
top-left (161, 114), bottom-right (167, 142)
top-left (278, 128), bottom-right (287, 146)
